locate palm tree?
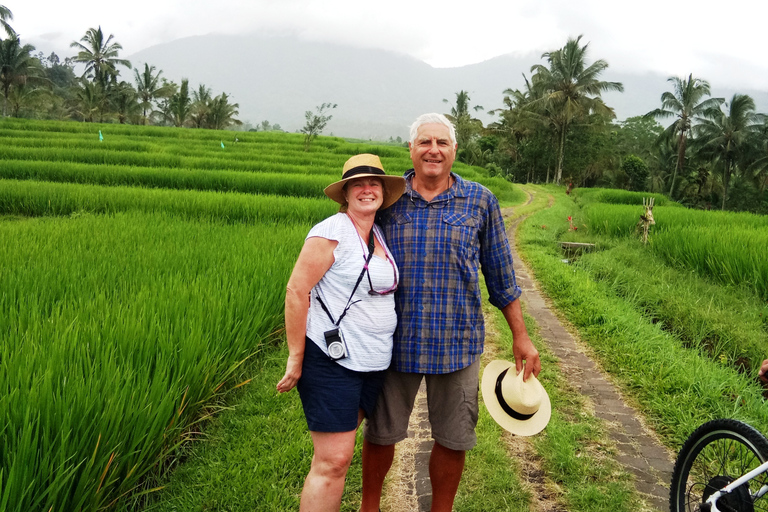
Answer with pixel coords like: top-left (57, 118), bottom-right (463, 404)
top-left (111, 80), bottom-right (139, 124)
top-left (442, 90), bottom-right (484, 148)
top-left (133, 63), bottom-right (171, 124)
top-left (206, 92), bottom-right (241, 130)
top-left (189, 84), bottom-right (212, 128)
top-left (72, 79), bottom-right (105, 122)
top-left (747, 116), bottom-right (768, 193)
top-left (0, 34), bottom-right (37, 117)
top-left (0, 4), bottom-right (13, 37)
top-left (70, 27), bottom-right (131, 84)
top-left (160, 78), bottom-right (192, 127)
top-left (528, 35), bottom-right (624, 185)
top-left (646, 74), bottom-right (723, 197)
top-left (694, 93), bottom-right (759, 209)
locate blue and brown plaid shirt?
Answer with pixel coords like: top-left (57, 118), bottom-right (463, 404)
top-left (377, 170), bottom-right (522, 374)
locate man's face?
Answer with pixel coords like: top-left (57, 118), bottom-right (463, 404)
top-left (409, 123), bottom-right (457, 180)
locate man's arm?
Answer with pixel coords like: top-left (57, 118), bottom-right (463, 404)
top-left (501, 298), bottom-right (541, 381)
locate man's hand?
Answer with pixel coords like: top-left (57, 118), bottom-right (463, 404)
top-left (501, 299), bottom-right (541, 381)
top-left (513, 333), bottom-right (541, 381)
top-left (759, 359), bottom-right (768, 384)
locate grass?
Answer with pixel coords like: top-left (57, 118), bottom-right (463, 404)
top-left (0, 211), bottom-right (307, 511)
top-left (133, 349), bottom-right (322, 512)
top-left (0, 117), bottom-right (528, 511)
top-left (515, 189), bottom-right (768, 450)
top-left (0, 159), bottom-right (337, 198)
top-left (11, 115), bottom-right (767, 510)
top-left (475, 280), bottom-right (644, 512)
top-left (0, 179), bottom-right (338, 225)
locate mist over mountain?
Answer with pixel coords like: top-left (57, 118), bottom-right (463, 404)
top-left (129, 34), bottom-right (768, 141)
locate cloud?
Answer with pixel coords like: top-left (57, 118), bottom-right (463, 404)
top-left (13, 0), bottom-right (768, 90)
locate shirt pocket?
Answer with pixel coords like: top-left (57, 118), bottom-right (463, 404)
top-left (441, 212), bottom-right (481, 256)
top-left (392, 212), bottom-right (412, 225)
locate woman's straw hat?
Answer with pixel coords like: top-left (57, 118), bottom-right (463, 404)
top-left (481, 360), bottom-right (551, 436)
top-left (324, 154), bottom-right (406, 209)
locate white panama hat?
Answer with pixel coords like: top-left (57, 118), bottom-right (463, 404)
top-left (481, 360), bottom-right (551, 436)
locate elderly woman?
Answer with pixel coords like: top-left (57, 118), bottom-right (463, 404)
top-left (277, 153), bottom-right (405, 511)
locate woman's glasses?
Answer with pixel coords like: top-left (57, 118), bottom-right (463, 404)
top-left (367, 256), bottom-right (398, 295)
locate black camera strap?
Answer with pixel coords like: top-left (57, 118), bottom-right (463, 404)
top-left (316, 227), bottom-right (375, 326)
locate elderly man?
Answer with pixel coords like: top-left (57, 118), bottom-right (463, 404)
top-left (361, 113), bottom-right (541, 511)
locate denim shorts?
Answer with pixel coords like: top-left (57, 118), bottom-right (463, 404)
top-left (297, 337), bottom-right (387, 433)
top-left (363, 359), bottom-right (480, 451)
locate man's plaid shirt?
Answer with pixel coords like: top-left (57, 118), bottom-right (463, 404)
top-left (377, 170), bottom-right (522, 374)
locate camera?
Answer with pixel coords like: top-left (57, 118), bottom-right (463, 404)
top-left (324, 328), bottom-right (348, 361)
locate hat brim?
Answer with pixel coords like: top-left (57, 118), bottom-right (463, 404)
top-left (324, 174), bottom-right (406, 210)
top-left (481, 360), bottom-right (551, 437)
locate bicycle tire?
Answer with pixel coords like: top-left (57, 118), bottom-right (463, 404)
top-left (670, 418), bottom-right (768, 512)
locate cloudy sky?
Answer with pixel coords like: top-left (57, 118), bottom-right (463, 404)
top-left (10, 0), bottom-right (768, 90)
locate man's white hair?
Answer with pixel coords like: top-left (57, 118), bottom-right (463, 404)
top-left (408, 113), bottom-right (457, 146)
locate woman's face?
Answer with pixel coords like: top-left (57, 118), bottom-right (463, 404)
top-left (344, 177), bottom-right (384, 215)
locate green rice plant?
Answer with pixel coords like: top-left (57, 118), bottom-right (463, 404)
top-left (651, 225), bottom-right (768, 301)
top-left (574, 240), bottom-right (768, 372)
top-left (0, 179), bottom-right (338, 225)
top-left (0, 211), bottom-right (309, 511)
top-left (0, 117), bottom-right (329, 147)
top-left (571, 187), bottom-right (676, 207)
top-left (650, 206), bottom-right (768, 230)
top-left (0, 119), bottom-right (520, 205)
top-left (517, 197), bottom-right (768, 450)
top-left (473, 177), bottom-right (527, 205)
top-left (582, 202), bottom-right (768, 299)
top-left (0, 160), bottom-right (334, 198)
top-left (132, 349), bottom-right (358, 512)
top-left (0, 145), bottom-right (341, 174)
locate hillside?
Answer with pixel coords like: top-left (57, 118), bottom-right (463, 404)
top-left (128, 33), bottom-right (768, 140)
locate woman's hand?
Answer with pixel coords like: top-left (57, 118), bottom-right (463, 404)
top-left (759, 359), bottom-right (768, 384)
top-left (276, 354), bottom-right (303, 393)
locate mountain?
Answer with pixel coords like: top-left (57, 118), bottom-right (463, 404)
top-left (128, 34), bottom-right (768, 140)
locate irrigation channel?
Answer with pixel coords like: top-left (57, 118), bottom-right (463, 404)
top-left (383, 197), bottom-right (674, 512)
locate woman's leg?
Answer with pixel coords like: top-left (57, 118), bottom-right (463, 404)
top-left (300, 415), bottom-right (362, 512)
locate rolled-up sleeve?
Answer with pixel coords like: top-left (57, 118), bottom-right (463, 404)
top-left (480, 194), bottom-right (522, 309)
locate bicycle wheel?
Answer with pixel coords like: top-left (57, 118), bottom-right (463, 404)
top-left (670, 418), bottom-right (768, 512)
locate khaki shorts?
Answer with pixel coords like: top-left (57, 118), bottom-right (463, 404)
top-left (363, 359), bottom-right (480, 451)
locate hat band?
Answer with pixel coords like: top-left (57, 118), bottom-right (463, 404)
top-left (495, 369), bottom-right (535, 421)
top-left (342, 165), bottom-right (386, 180)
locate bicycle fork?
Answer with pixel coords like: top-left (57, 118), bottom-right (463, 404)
top-left (701, 459), bottom-right (768, 511)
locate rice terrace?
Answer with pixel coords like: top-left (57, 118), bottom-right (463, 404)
top-left (0, 115), bottom-right (766, 511)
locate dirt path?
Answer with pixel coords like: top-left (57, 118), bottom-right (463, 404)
top-left (503, 203), bottom-right (674, 511)
top-left (380, 193), bottom-right (674, 511)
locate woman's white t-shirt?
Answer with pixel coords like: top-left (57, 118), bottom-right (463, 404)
top-left (305, 213), bottom-right (398, 372)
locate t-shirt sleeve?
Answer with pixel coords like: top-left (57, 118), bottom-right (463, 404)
top-left (306, 214), bottom-right (354, 267)
top-left (307, 216), bottom-right (342, 243)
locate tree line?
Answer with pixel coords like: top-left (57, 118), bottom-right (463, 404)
top-left (0, 7), bottom-right (242, 129)
top-left (446, 36), bottom-right (768, 213)
top-left (2, 5), bottom-right (766, 210)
